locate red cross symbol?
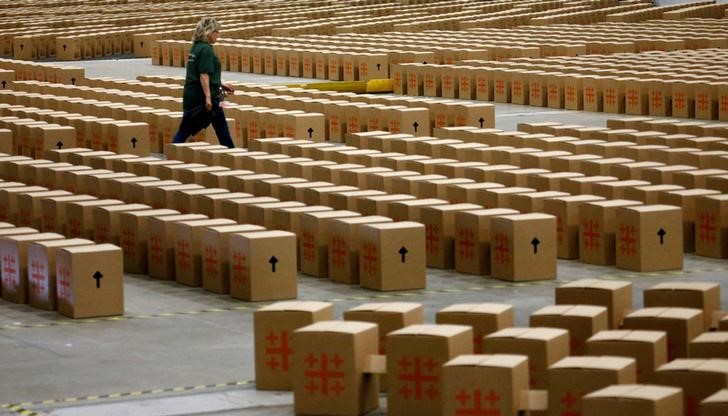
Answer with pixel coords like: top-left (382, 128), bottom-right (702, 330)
top-left (232, 251), bottom-right (248, 285)
top-left (360, 63), bottom-right (368, 78)
top-left (330, 235), bottom-right (347, 269)
top-left (330, 115), bottom-right (340, 132)
top-left (436, 114), bottom-right (447, 128)
top-left (176, 239), bottom-right (191, 271)
top-left (471, 78), bottom-right (482, 94)
top-left (556, 216), bottom-right (564, 244)
top-left (2, 254), bottom-right (18, 287)
top-left (303, 353), bottom-right (345, 397)
top-left (397, 356), bottom-right (439, 400)
top-left (443, 75), bottom-right (453, 90)
top-left (619, 224), bottom-right (637, 256)
top-left (549, 84), bottom-right (558, 100)
top-left (627, 89), bottom-right (639, 106)
top-left (265, 330), bottom-right (293, 372)
top-left (96, 224), bottom-right (109, 243)
top-left (493, 233), bottom-right (510, 265)
top-left (570, 337), bottom-right (583, 355)
top-left (455, 389), bottom-right (501, 416)
top-left (302, 230), bottom-right (316, 262)
top-left (408, 73), bottom-right (418, 90)
top-left (531, 83), bottom-right (541, 99)
top-left (0, 206), bottom-right (7, 221)
top-left (697, 93), bottom-right (709, 112)
top-left (344, 62), bottom-right (353, 75)
top-left (720, 95), bottom-right (728, 113)
top-left (204, 245), bottom-right (218, 276)
top-left (29, 261), bottom-right (46, 295)
top-left (425, 224), bottom-right (440, 254)
top-left (43, 213), bottom-right (56, 232)
top-left (495, 80), bottom-right (505, 95)
top-left (605, 89), bottom-right (616, 106)
top-left (361, 242), bottom-right (378, 275)
top-left (674, 92), bottom-right (686, 110)
top-left (458, 228), bottom-right (475, 260)
top-left (57, 266), bottom-right (72, 302)
top-left (698, 212), bottom-right (717, 243)
top-left (121, 228), bottom-right (136, 258)
top-left (149, 234), bottom-right (163, 265)
top-left (394, 71), bottom-right (402, 85)
top-left (248, 121), bottom-right (259, 138)
top-left (512, 81), bottom-right (522, 97)
top-left (425, 75), bottom-right (435, 90)
top-left (389, 119), bottom-right (401, 134)
top-left (68, 218), bottom-right (82, 237)
top-left (348, 116), bottom-right (359, 133)
top-left (368, 117), bottom-right (379, 131)
top-left (560, 391), bottom-right (580, 416)
top-left (566, 86), bottom-right (576, 103)
top-left (651, 91), bottom-right (663, 109)
top-left (18, 209), bottom-right (31, 226)
top-left (585, 88), bottom-right (595, 104)
top-left (582, 219), bottom-right (600, 250)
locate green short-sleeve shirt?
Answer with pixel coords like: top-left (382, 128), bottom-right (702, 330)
top-left (183, 41), bottom-right (221, 111)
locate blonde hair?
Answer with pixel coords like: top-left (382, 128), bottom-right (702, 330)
top-left (192, 17), bottom-right (221, 43)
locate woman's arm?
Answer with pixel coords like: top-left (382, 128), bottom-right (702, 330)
top-left (200, 73), bottom-right (212, 111)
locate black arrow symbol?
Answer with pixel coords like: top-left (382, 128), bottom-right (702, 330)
top-left (56, 141), bottom-right (63, 149)
top-left (376, 63), bottom-right (381, 71)
top-left (413, 122), bottom-right (419, 132)
top-left (19, 44), bottom-right (24, 51)
top-left (1, 81), bottom-right (6, 88)
top-left (62, 44), bottom-right (67, 51)
top-left (131, 137), bottom-right (138, 148)
top-left (93, 271), bottom-right (103, 288)
top-left (307, 127), bottom-right (313, 138)
top-left (269, 256), bottom-right (278, 272)
top-left (71, 77), bottom-right (76, 85)
top-left (479, 117), bottom-right (485, 128)
top-left (657, 228), bottom-right (666, 245)
top-left (140, 41), bottom-right (144, 48)
top-left (531, 238), bottom-right (540, 254)
top-left (422, 61), bottom-right (427, 64)
top-left (399, 246), bottom-right (408, 263)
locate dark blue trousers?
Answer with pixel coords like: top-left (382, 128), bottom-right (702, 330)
top-left (172, 100), bottom-right (235, 148)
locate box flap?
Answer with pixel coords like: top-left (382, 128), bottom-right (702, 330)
top-left (588, 330), bottom-right (631, 342)
top-left (568, 305), bottom-right (609, 318)
top-left (703, 389), bottom-right (728, 404)
top-left (63, 243), bottom-right (121, 254)
top-left (622, 330), bottom-right (667, 343)
top-left (520, 327), bottom-right (569, 341)
top-left (499, 213), bottom-right (554, 221)
top-left (695, 359), bottom-right (728, 375)
top-left (363, 354), bottom-right (386, 374)
top-left (659, 307), bottom-right (703, 320)
top-left (480, 354), bottom-right (528, 368)
top-left (390, 324), bottom-right (471, 338)
top-left (486, 327), bottom-right (531, 339)
top-left (648, 282), bottom-right (719, 292)
top-left (439, 303), bottom-right (512, 315)
top-left (626, 205), bottom-right (681, 214)
top-left (626, 307), bottom-right (669, 318)
top-left (532, 305), bottom-right (573, 316)
top-left (692, 332), bottom-right (728, 344)
top-left (445, 355), bottom-right (487, 367)
top-left (258, 301), bottom-right (332, 313)
top-left (657, 359), bottom-right (706, 372)
top-left (552, 356), bottom-right (635, 371)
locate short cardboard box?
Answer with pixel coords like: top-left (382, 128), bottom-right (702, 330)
top-left (694, 194), bottom-right (728, 258)
top-left (643, 282), bottom-right (720, 331)
top-left (614, 205), bottom-right (683, 272)
top-left (436, 303), bottom-right (514, 354)
top-left (556, 279), bottom-right (633, 329)
top-left (622, 307), bottom-right (704, 361)
top-left (65, 199), bottom-right (124, 239)
top-left (582, 384), bottom-right (683, 416)
top-left (586, 330), bottom-right (668, 383)
top-left (92, 203), bottom-right (151, 244)
top-left (201, 224), bottom-right (264, 294)
top-left (700, 388), bottom-right (728, 416)
top-left (658, 189), bottom-right (721, 253)
top-left (343, 302), bottom-right (423, 355)
top-left (652, 359), bottom-right (728, 416)
top-left (530, 305), bottom-right (609, 356)
top-left (299, 210), bottom-right (361, 278)
top-left (543, 195), bottom-right (605, 260)
top-left (690, 332), bottom-right (728, 359)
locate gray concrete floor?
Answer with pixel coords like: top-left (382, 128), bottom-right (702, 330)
top-left (1, 58), bottom-right (727, 416)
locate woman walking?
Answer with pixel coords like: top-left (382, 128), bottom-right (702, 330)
top-left (172, 16), bottom-right (236, 148)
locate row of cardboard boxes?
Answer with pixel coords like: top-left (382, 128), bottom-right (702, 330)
top-left (252, 289), bottom-right (728, 416)
top-left (0, 57), bottom-right (84, 85)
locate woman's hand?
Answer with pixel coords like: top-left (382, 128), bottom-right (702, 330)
top-left (222, 83), bottom-right (235, 93)
top-left (205, 96), bottom-right (212, 111)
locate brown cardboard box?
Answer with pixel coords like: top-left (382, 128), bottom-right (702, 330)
top-left (328, 216), bottom-right (392, 285)
top-left (247, 201), bottom-right (305, 229)
top-left (490, 213), bottom-right (557, 281)
top-left (543, 195), bottom-right (605, 260)
top-left (556, 279), bottom-right (633, 329)
top-left (548, 356), bottom-right (637, 416)
top-left (442, 354), bottom-right (529, 416)
top-left (196, 192), bottom-right (252, 219)
top-left (220, 196), bottom-right (278, 223)
top-left (40, 194), bottom-right (96, 234)
top-left (254, 301), bottom-right (334, 391)
top-left (454, 208), bottom-right (518, 276)
top-left (56, 244), bottom-right (123, 319)
top-left (292, 321), bottom-right (380, 415)
top-left (587, 330), bottom-right (668, 383)
top-left (659, 189), bottom-right (721, 253)
top-left (615, 205), bottom-right (683, 272)
top-left (436, 303), bottom-right (514, 354)
top-left (0, 186), bottom-right (47, 223)
top-left (690, 332), bottom-right (728, 359)
top-left (387, 324), bottom-right (473, 416)
top-left (643, 282), bottom-right (720, 331)
top-left (0, 232), bottom-right (64, 303)
top-left (388, 198), bottom-right (450, 223)
top-left (622, 308), bottom-right (704, 361)
top-left (700, 388), bottom-right (728, 416)
top-left (92, 203), bottom-right (150, 244)
top-left (174, 218), bottom-right (235, 287)
top-left (118, 209), bottom-right (179, 274)
top-left (228, 230), bottom-right (297, 301)
top-left (65, 199), bottom-right (123, 239)
top-left (420, 203), bottom-right (482, 269)
top-left (476, 186), bottom-right (534, 210)
top-left (652, 359), bottom-right (728, 416)
top-left (530, 305), bottom-right (609, 356)
top-left (147, 214), bottom-right (208, 281)
top-left (343, 302), bottom-right (423, 355)
top-left (582, 384), bottom-right (682, 416)
top-left (579, 200), bottom-right (643, 266)
top-left (173, 187), bottom-right (229, 215)
top-left (358, 221), bottom-right (426, 292)
top-left (356, 194), bottom-right (415, 217)
top-left (299, 210), bottom-right (361, 278)
top-left (15, 190), bottom-right (70, 228)
top-left (694, 194), bottom-right (728, 258)
top-left (200, 224), bottom-right (264, 294)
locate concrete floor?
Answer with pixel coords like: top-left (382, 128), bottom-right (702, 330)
top-left (1, 58), bottom-right (727, 416)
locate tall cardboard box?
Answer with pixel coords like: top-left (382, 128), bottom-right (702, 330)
top-left (299, 210), bottom-right (361, 278)
top-left (420, 203), bottom-right (482, 269)
top-left (582, 384), bottom-right (683, 416)
top-left (27, 238), bottom-right (95, 310)
top-left (15, 190), bottom-right (71, 228)
top-left (548, 356), bottom-right (637, 416)
top-left (118, 209), bottom-right (179, 274)
top-left (387, 324), bottom-right (473, 416)
top-left (56, 244), bottom-right (123, 319)
top-left (701, 389), bottom-right (728, 416)
top-left (586, 330), bottom-right (668, 383)
top-left (65, 199), bottom-right (124, 239)
top-left (530, 305), bottom-right (609, 356)
top-left (659, 189), bottom-right (721, 253)
top-left (690, 332), bottom-right (728, 359)
top-left (43, 194), bottom-right (97, 233)
top-left (614, 205), bottom-right (683, 272)
top-left (454, 208), bottom-right (518, 276)
top-left (490, 213), bottom-right (557, 282)
top-left (543, 195), bottom-right (606, 260)
top-left (579, 200), bottom-right (643, 266)
top-left (622, 307), bottom-right (704, 361)
top-left (643, 282), bottom-right (720, 331)
top-left (652, 359), bottom-right (728, 416)
top-left (228, 231), bottom-right (297, 301)
top-left (293, 321), bottom-right (380, 416)
top-left (358, 222), bottom-right (426, 292)
top-left (174, 218), bottom-right (235, 287)
top-left (328, 216), bottom-right (392, 285)
top-left (555, 279), bottom-right (633, 329)
top-left (254, 301), bottom-right (334, 390)
top-left (436, 303), bottom-right (514, 354)
top-left (442, 354), bottom-right (529, 416)
top-left (483, 327), bottom-right (569, 389)
top-left (694, 194), bottom-right (728, 258)
top-left (92, 203), bottom-right (151, 244)
top-left (0, 232), bottom-right (64, 304)
top-left (201, 224), bottom-right (264, 294)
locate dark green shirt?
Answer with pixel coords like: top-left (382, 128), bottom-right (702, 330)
top-left (183, 41), bottom-right (221, 112)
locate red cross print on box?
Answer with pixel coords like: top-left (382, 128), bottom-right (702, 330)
top-left (149, 234), bottom-right (163, 265)
top-left (605, 89), bottom-right (616, 106)
top-left (361, 242), bottom-right (377, 276)
top-left (697, 93), bottom-right (709, 112)
top-left (204, 244), bottom-right (218, 277)
top-left (531, 83), bottom-right (541, 99)
top-left (68, 218), bottom-right (82, 237)
top-left (2, 253), bottom-right (18, 288)
top-left (585, 88), bottom-right (596, 104)
top-left (627, 89), bottom-right (639, 107)
top-left (176, 239), bottom-right (191, 271)
top-left (674, 93), bottom-right (686, 110)
top-left (330, 235), bottom-right (347, 270)
top-left (566, 86), bottom-right (576, 103)
top-left (549, 84), bottom-right (558, 100)
top-left (512, 81), bottom-right (522, 97)
top-left (582, 219), bottom-right (600, 250)
top-left (57, 265), bottom-right (72, 303)
top-left (720, 96), bottom-right (728, 113)
top-left (560, 391), bottom-right (584, 416)
top-left (425, 224), bottom-right (440, 255)
top-left (304, 352), bottom-right (345, 397)
top-left (301, 230), bottom-right (316, 262)
top-left (397, 356), bottom-right (439, 401)
top-left (407, 74), bottom-right (417, 90)
top-left (265, 330), bottom-right (293, 372)
top-left (619, 224), bottom-right (637, 256)
top-left (121, 228), bottom-right (136, 258)
top-left (698, 212), bottom-right (717, 243)
top-left (29, 260), bottom-right (46, 297)
top-left (493, 233), bottom-right (510, 266)
top-left (455, 388), bottom-right (502, 416)
top-left (457, 227), bottom-right (475, 261)
top-left (232, 250), bottom-right (248, 285)
top-left (43, 213), bottom-right (56, 232)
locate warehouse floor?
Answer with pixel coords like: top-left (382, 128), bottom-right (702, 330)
top-left (1, 59), bottom-right (727, 416)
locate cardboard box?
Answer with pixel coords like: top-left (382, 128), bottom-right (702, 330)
top-left (200, 224), bottom-right (264, 294)
top-left (0, 232), bottom-right (64, 304)
top-left (490, 213), bottom-right (557, 282)
top-left (586, 330), bottom-right (668, 383)
top-left (15, 190), bottom-right (70, 228)
top-left (530, 305), bottom-right (609, 356)
top-left (658, 189), bottom-right (721, 253)
top-left (228, 231), bottom-right (297, 301)
top-left (700, 388), bottom-right (728, 416)
top-left (358, 221), bottom-right (426, 292)
top-left (26, 238), bottom-right (95, 310)
top-left (542, 195), bottom-right (605, 260)
top-left (690, 332), bottom-right (728, 359)
top-left (299, 210), bottom-right (361, 278)
top-left (0, 185), bottom-right (47, 223)
top-left (579, 200), bottom-right (643, 266)
top-left (453, 208), bottom-right (518, 276)
top-left (582, 384), bottom-right (683, 416)
top-left (622, 308), bottom-right (704, 361)
top-left (328, 216), bottom-right (393, 285)
top-left (343, 302), bottom-right (423, 355)
top-left (41, 194), bottom-right (97, 234)
top-left (146, 214), bottom-right (208, 281)
top-left (556, 279), bottom-right (633, 329)
top-left (65, 199), bottom-right (124, 239)
top-left (174, 218), bottom-right (236, 287)
top-left (652, 359), bottom-right (728, 416)
top-left (615, 205), bottom-right (683, 272)
top-left (92, 203), bottom-right (150, 244)
top-left (643, 282), bottom-right (720, 331)
top-left (387, 324), bottom-right (473, 416)
top-left (442, 354), bottom-right (529, 416)
top-left (56, 244), bottom-right (123, 319)
top-left (694, 194), bottom-right (728, 258)
top-left (118, 209), bottom-right (179, 274)
top-left (420, 203), bottom-right (482, 269)
top-left (292, 321), bottom-right (380, 415)
top-left (436, 304), bottom-right (514, 354)
top-left (388, 198), bottom-right (449, 223)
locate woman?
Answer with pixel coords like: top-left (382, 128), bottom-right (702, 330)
top-left (172, 16), bottom-right (236, 148)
